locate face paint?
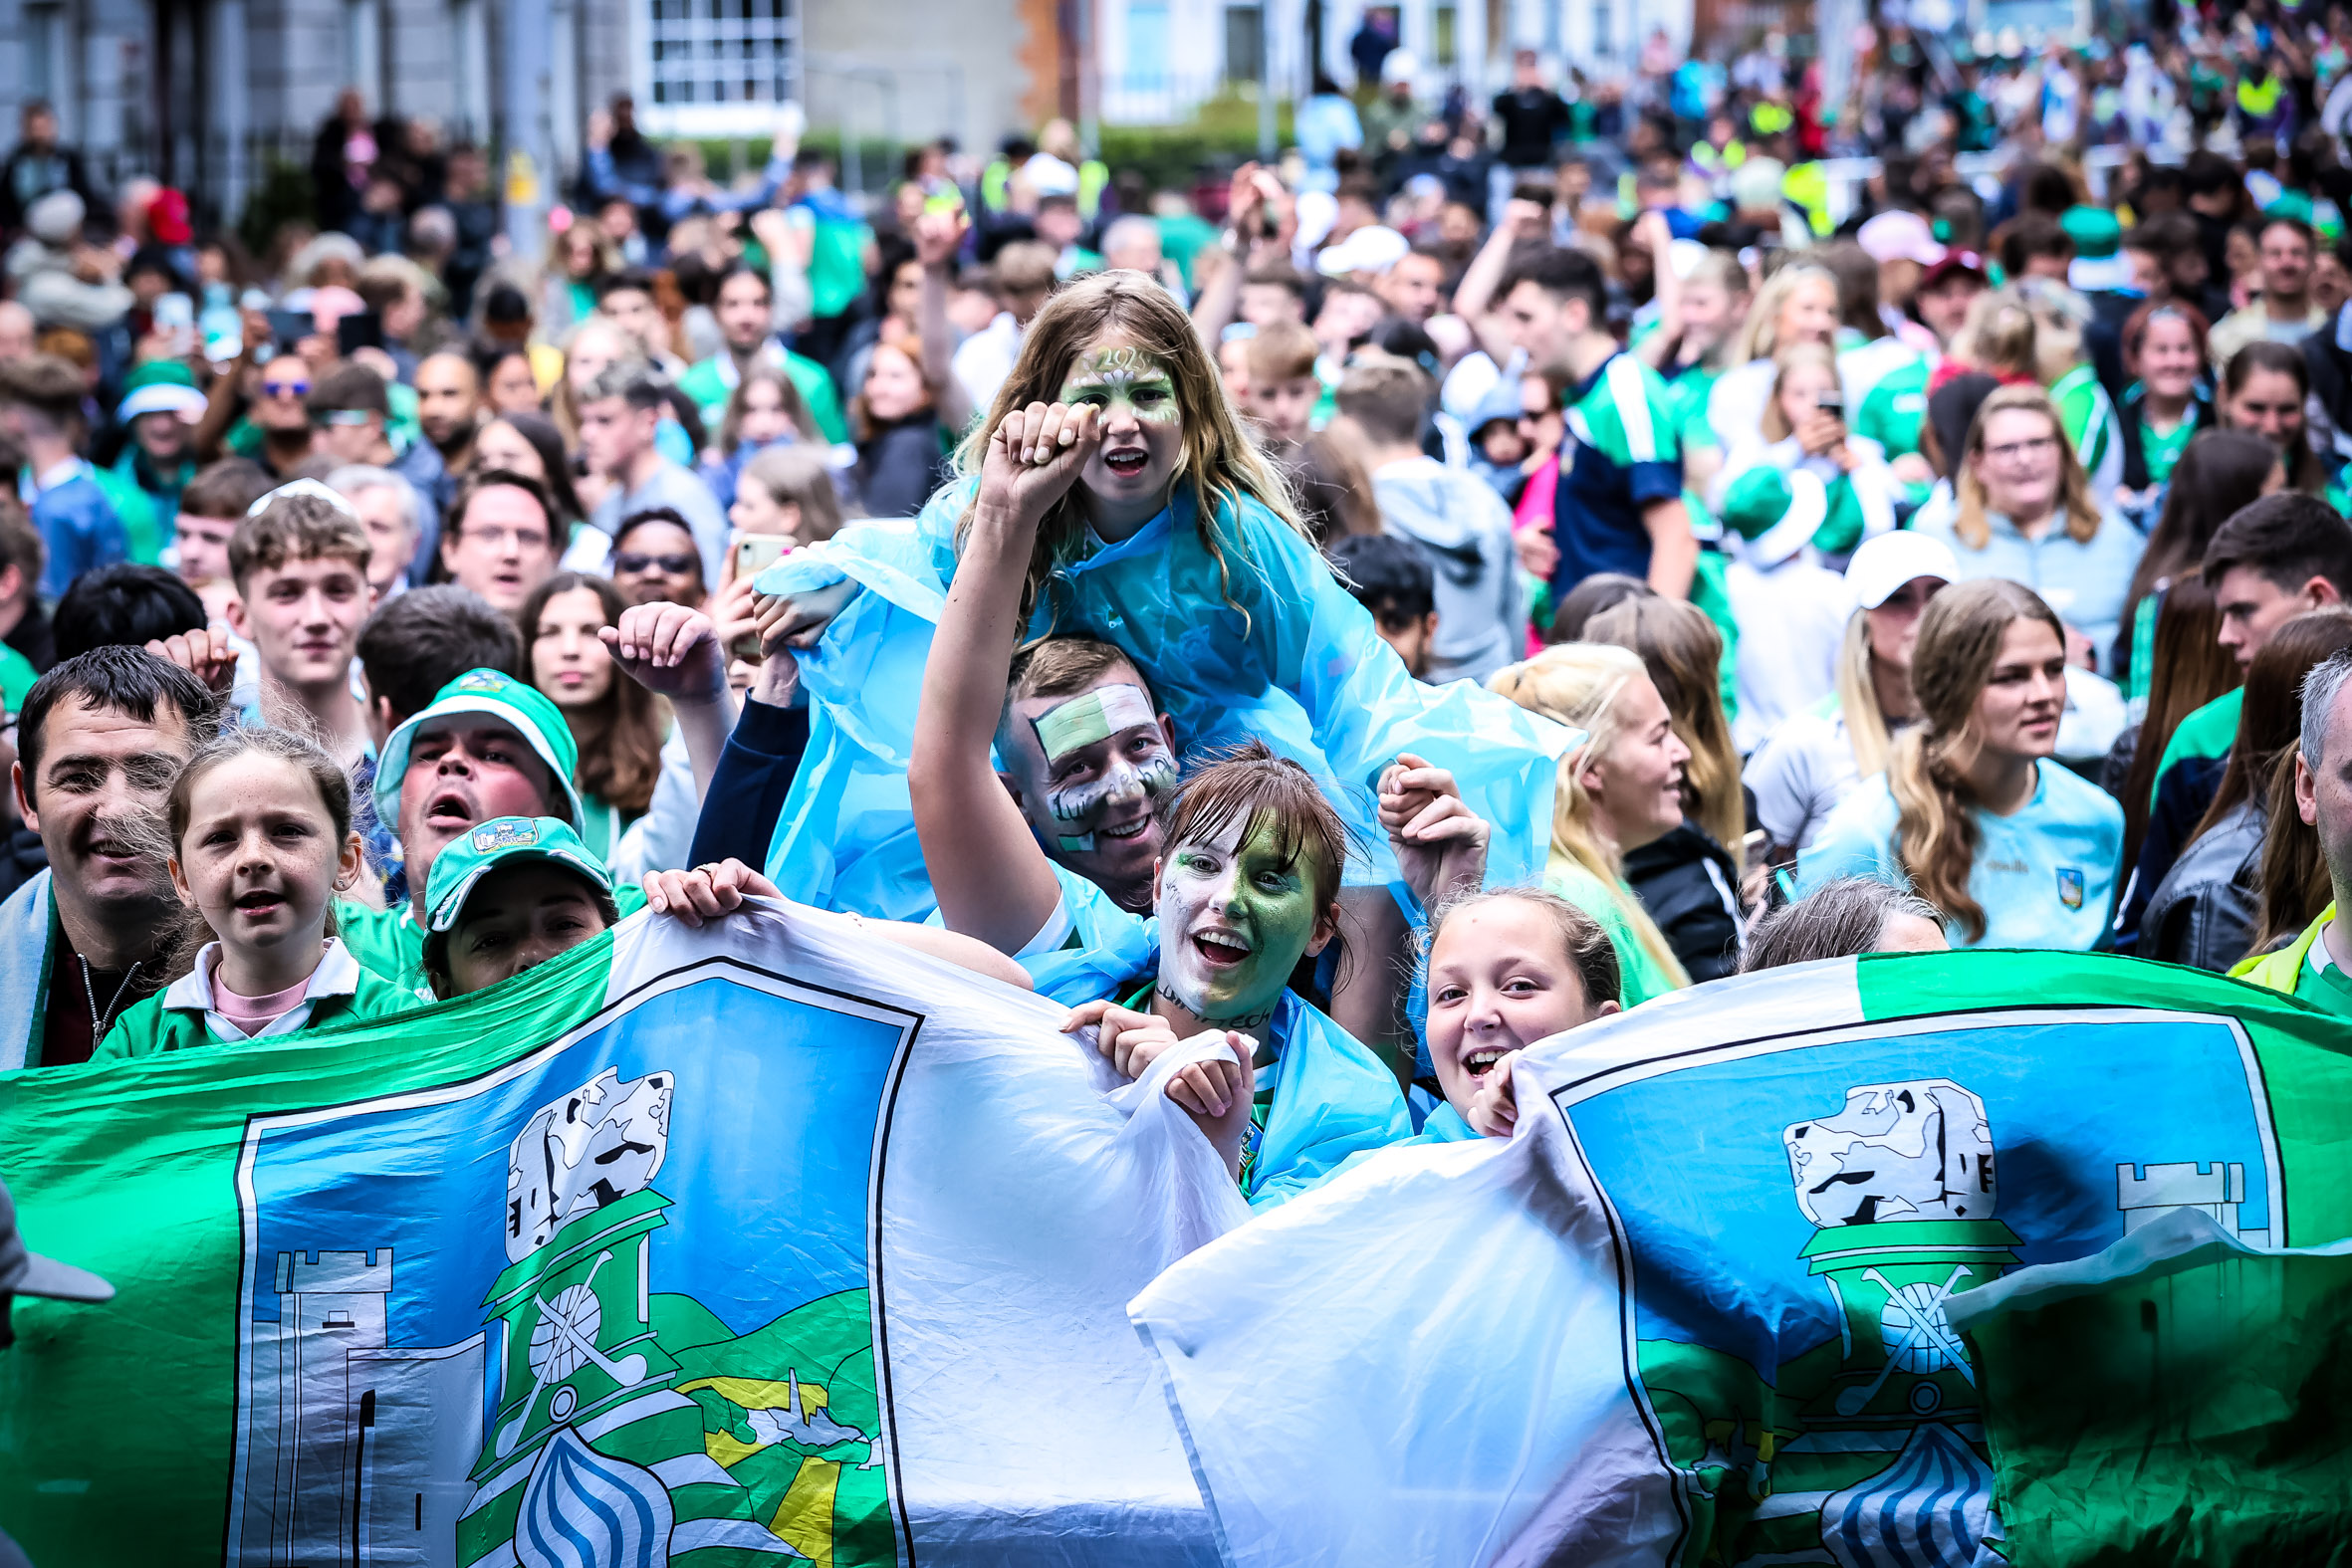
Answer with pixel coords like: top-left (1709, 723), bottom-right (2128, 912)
top-left (1154, 811), bottom-right (1324, 1028)
top-left (1029, 684), bottom-right (1176, 852)
top-left (1058, 346), bottom-right (1182, 425)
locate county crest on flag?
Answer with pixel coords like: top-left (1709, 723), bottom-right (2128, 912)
top-left (3, 902), bottom-right (1243, 1568)
top-left (1133, 949), bottom-right (2352, 1568)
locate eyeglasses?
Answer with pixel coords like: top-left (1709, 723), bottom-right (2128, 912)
top-left (1982, 436), bottom-right (2059, 463)
top-left (460, 525), bottom-right (552, 552)
top-left (612, 551), bottom-right (696, 574)
top-left (263, 380), bottom-right (311, 399)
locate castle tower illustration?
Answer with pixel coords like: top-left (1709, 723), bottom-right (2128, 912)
top-left (235, 1247), bottom-right (486, 1567)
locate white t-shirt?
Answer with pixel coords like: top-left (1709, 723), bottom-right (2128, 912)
top-left (1725, 558), bottom-right (1851, 753)
top-left (1749, 704), bottom-right (1872, 854)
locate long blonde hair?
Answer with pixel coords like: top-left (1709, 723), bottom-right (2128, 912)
top-left (1586, 596), bottom-right (1745, 872)
top-left (953, 271), bottom-right (1304, 631)
top-left (1833, 609), bottom-right (1898, 777)
top-left (1953, 383), bottom-right (2103, 551)
top-left (1951, 290), bottom-right (2039, 380)
top-left (1887, 578), bottom-right (2065, 943)
top-left (1726, 263), bottom-right (1838, 366)
top-left (1487, 644), bottom-right (1692, 990)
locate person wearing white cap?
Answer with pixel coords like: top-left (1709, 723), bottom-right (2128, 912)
top-left (1747, 530), bottom-right (1956, 863)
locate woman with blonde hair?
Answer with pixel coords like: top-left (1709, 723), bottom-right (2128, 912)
top-left (1489, 642), bottom-right (1694, 1005)
top-left (1705, 261), bottom-right (1842, 452)
top-left (752, 267), bottom-right (1567, 936)
top-left (1749, 532), bottom-right (1957, 863)
top-left (1584, 595), bottom-right (1747, 981)
top-left (1798, 578), bottom-right (2124, 950)
top-left (1915, 382), bottom-right (2146, 674)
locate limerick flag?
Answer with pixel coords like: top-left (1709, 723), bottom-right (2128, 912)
top-left (1132, 951), bottom-right (2352, 1568)
top-left (0, 903), bottom-right (1241, 1566)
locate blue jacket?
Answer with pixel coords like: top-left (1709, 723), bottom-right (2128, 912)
top-left (27, 462), bottom-right (127, 599)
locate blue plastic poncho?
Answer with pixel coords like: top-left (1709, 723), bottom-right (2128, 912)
top-left (756, 479), bottom-right (1573, 922)
top-left (1023, 916), bottom-right (1414, 1210)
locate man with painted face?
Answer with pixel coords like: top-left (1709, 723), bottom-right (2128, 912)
top-left (908, 394), bottom-right (1409, 1207)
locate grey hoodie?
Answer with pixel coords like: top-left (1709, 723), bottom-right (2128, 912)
top-left (1370, 456), bottom-right (1528, 684)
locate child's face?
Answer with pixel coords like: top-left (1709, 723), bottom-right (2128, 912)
top-left (1424, 898), bottom-right (1618, 1117)
top-left (729, 484), bottom-right (804, 541)
top-left (1057, 335), bottom-right (1185, 522)
top-left (439, 862), bottom-right (611, 998)
top-left (1240, 283), bottom-right (1304, 328)
top-left (1217, 338), bottom-right (1252, 403)
top-left (171, 753), bottom-right (360, 961)
top-left (1245, 372), bottom-right (1319, 444)
top-left (1002, 676), bottom-right (1177, 913)
top-left (1776, 360), bottom-right (1839, 430)
top-left (1477, 419), bottom-right (1529, 466)
top-left (228, 555), bottom-right (374, 696)
top-left (738, 381), bottom-right (798, 447)
top-left (1152, 810), bottom-right (1334, 1024)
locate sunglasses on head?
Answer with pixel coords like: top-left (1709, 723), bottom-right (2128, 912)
top-left (612, 551), bottom-right (697, 574)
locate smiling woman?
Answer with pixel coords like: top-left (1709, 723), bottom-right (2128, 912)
top-left (520, 572), bottom-right (667, 860)
top-left (1797, 578), bottom-right (2125, 952)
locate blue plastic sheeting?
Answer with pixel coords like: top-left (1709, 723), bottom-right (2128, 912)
top-left (756, 479), bottom-right (1576, 923)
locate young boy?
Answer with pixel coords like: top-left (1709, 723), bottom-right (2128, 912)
top-left (226, 482), bottom-right (377, 769)
top-left (1327, 533), bottom-right (1440, 679)
top-left (170, 459), bottom-right (273, 625)
top-left (1242, 322), bottom-right (1323, 446)
top-left (1336, 359), bottom-right (1527, 683)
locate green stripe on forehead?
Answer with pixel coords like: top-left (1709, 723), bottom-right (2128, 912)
top-left (1059, 345), bottom-right (1174, 394)
top-left (1030, 682), bottom-right (1158, 762)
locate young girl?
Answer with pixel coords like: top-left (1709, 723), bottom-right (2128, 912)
top-left (1798, 578), bottom-right (2125, 950)
top-left (850, 334), bottom-right (954, 521)
top-left (1705, 262), bottom-right (1840, 452)
top-left (1488, 643), bottom-right (1694, 1007)
top-left (700, 361), bottom-right (820, 511)
top-left (754, 268), bottom-right (1566, 935)
top-left (97, 728), bottom-right (418, 1057)
top-left (1714, 341), bottom-right (1898, 555)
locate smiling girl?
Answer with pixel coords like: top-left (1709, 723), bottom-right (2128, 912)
top-left (759, 269), bottom-right (1566, 996)
top-left (909, 350), bottom-right (1407, 1203)
top-left (1797, 578), bottom-right (2124, 950)
top-left (98, 728), bottom-right (419, 1057)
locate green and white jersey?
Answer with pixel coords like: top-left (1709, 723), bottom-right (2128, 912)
top-left (1853, 355), bottom-right (1931, 460)
top-left (2050, 363), bottom-right (2123, 500)
top-left (1551, 351), bottom-right (1689, 591)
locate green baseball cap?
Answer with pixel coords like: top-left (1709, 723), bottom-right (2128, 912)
top-left (2059, 204), bottom-right (2121, 261)
top-left (424, 815), bottom-right (613, 933)
top-left (375, 668), bottom-right (587, 833)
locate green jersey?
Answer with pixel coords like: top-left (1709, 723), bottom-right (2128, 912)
top-left (2152, 688), bottom-right (2243, 808)
top-left (1853, 356), bottom-right (1930, 460)
top-left (1544, 856), bottom-right (1683, 1008)
top-left (95, 940), bottom-right (421, 1059)
top-left (2050, 363), bottom-right (2121, 494)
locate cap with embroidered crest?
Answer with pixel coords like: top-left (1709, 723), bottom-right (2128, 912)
top-left (424, 815), bottom-right (613, 933)
top-left (374, 668), bottom-right (587, 832)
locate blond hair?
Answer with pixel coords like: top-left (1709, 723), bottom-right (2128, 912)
top-left (1953, 383), bottom-right (2103, 551)
top-left (1952, 290), bottom-right (2038, 380)
top-left (1585, 596), bottom-right (1745, 873)
top-left (953, 271), bottom-right (1305, 632)
top-left (1887, 578), bottom-right (2065, 942)
top-left (1727, 263), bottom-right (1838, 366)
top-left (1833, 609), bottom-right (1898, 777)
top-left (1486, 644), bottom-right (1692, 990)
top-left (1759, 340), bottom-right (1841, 443)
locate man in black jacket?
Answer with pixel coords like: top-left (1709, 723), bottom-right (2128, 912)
top-left (0, 103), bottom-right (93, 239)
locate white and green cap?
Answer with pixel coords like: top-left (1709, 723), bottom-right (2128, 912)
top-left (374, 668), bottom-right (587, 833)
top-left (424, 815), bottom-right (613, 933)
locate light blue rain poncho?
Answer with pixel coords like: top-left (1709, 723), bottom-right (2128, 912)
top-left (754, 478), bottom-right (1573, 922)
top-left (1022, 911), bottom-right (1412, 1210)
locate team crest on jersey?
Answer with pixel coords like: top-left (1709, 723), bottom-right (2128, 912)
top-left (2056, 867), bottom-right (2085, 910)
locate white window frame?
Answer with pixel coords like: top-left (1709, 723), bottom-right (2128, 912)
top-left (633, 0), bottom-right (801, 138)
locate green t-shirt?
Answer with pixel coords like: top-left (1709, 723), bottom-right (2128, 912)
top-left (678, 351), bottom-right (848, 445)
top-left (2138, 411), bottom-right (2198, 485)
top-left (1853, 357), bottom-right (1930, 460)
top-left (2151, 687), bottom-right (2244, 808)
top-left (1543, 855), bottom-right (1682, 1009)
top-left (0, 642), bottom-right (35, 715)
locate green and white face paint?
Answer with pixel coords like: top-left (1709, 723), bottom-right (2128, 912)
top-left (1030, 682), bottom-right (1178, 853)
top-left (1154, 810), bottom-right (1325, 1029)
top-left (1058, 345), bottom-right (1182, 425)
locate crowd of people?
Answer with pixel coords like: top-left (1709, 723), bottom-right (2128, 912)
top-left (5, 2), bottom-right (2352, 1232)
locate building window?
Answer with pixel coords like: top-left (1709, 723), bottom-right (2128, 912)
top-left (1433, 3), bottom-right (1456, 66)
top-left (1124, 0), bottom-right (1171, 92)
top-left (648, 0), bottom-right (798, 107)
top-left (1223, 3), bottom-right (1264, 84)
top-left (1591, 0), bottom-right (1612, 55)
